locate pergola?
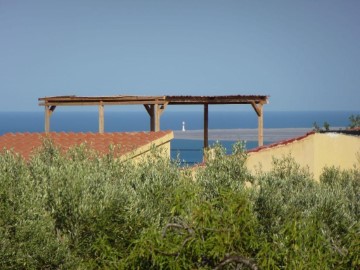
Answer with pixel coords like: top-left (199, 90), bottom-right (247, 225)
top-left (38, 95), bottom-right (269, 147)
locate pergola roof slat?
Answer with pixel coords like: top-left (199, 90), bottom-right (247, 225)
top-left (39, 94), bottom-right (268, 106)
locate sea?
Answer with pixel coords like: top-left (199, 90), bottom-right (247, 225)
top-left (0, 110), bottom-right (358, 164)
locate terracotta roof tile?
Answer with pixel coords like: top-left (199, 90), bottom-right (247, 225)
top-left (0, 131), bottom-right (173, 160)
top-left (247, 131), bottom-right (316, 153)
top-left (347, 127), bottom-right (360, 131)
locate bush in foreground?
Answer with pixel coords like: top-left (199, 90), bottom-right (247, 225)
top-left (0, 142), bottom-right (359, 269)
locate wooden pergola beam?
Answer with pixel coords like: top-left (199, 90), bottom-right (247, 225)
top-left (40, 100), bottom-right (167, 106)
top-left (166, 95), bottom-right (268, 105)
top-left (38, 95), bottom-right (167, 107)
top-left (39, 95), bottom-right (269, 148)
top-left (39, 95), bottom-right (268, 107)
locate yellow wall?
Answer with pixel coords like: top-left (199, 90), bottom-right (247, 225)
top-left (246, 133), bottom-right (360, 181)
top-left (313, 133), bottom-right (360, 180)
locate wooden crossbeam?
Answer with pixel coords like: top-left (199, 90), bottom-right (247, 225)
top-left (251, 102), bottom-right (261, 116)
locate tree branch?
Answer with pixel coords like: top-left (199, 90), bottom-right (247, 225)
top-left (162, 222), bottom-right (195, 237)
top-left (213, 255), bottom-right (258, 270)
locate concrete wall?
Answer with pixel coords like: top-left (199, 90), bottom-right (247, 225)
top-left (246, 133), bottom-right (360, 181)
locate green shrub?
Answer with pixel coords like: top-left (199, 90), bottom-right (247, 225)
top-left (348, 114), bottom-right (360, 128)
top-left (253, 155), bottom-right (316, 234)
top-left (196, 141), bottom-right (251, 200)
top-left (127, 189), bottom-right (260, 269)
top-left (0, 149), bottom-right (74, 269)
top-left (0, 141), bottom-right (359, 269)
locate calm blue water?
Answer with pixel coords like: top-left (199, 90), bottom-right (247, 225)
top-left (0, 111), bottom-right (358, 164)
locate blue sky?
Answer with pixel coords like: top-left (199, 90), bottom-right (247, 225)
top-left (1, 0), bottom-right (359, 112)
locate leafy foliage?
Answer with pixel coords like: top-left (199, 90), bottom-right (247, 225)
top-left (348, 114), bottom-right (360, 129)
top-left (313, 121), bottom-right (330, 132)
top-left (0, 142), bottom-right (359, 269)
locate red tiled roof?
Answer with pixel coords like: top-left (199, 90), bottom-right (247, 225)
top-left (0, 131), bottom-right (173, 160)
top-left (247, 131), bottom-right (316, 153)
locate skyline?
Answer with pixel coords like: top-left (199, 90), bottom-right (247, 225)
top-left (1, 0), bottom-right (360, 112)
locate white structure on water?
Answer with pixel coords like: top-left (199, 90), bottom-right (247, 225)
top-left (182, 121), bottom-right (186, 132)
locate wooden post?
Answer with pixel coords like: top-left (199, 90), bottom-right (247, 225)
top-left (151, 105), bottom-right (156, 131)
top-left (155, 104), bottom-right (160, 132)
top-left (251, 102), bottom-right (264, 147)
top-left (44, 105), bottom-right (56, 133)
top-left (204, 104), bottom-right (209, 149)
top-left (144, 104), bottom-right (156, 131)
top-left (99, 102), bottom-right (104, 133)
top-left (45, 106), bottom-right (51, 133)
top-left (258, 104), bottom-right (263, 146)
top-left (156, 103), bottom-right (168, 132)
top-left (145, 103), bottom-right (167, 132)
